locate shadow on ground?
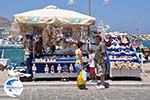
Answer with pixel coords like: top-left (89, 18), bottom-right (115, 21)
top-left (110, 77), bottom-right (142, 81)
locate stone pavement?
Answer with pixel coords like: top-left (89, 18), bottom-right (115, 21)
top-left (140, 62), bottom-right (150, 82)
top-left (19, 87), bottom-right (150, 100)
top-left (22, 80), bottom-right (150, 88)
top-left (0, 88), bottom-right (18, 100)
top-left (1, 85), bottom-right (150, 100)
top-left (0, 62), bottom-right (150, 99)
top-left (0, 70), bottom-right (10, 87)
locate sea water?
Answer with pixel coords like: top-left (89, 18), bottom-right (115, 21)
top-left (142, 40), bottom-right (150, 47)
top-left (135, 40), bottom-right (150, 47)
top-left (0, 48), bottom-right (24, 67)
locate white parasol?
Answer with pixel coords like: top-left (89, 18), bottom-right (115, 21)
top-left (14, 5), bottom-right (95, 26)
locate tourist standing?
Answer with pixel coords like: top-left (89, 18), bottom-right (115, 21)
top-left (34, 37), bottom-right (43, 55)
top-left (94, 35), bottom-right (106, 89)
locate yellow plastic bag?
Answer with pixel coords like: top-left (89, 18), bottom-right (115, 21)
top-left (77, 69), bottom-right (87, 86)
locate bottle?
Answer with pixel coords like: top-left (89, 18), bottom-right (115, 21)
top-left (57, 64), bottom-right (62, 73)
top-left (63, 64), bottom-right (68, 72)
top-left (84, 56), bottom-right (88, 62)
top-left (44, 64), bottom-right (49, 74)
top-left (67, 55), bottom-right (70, 58)
top-left (51, 65), bottom-right (55, 74)
top-left (69, 64), bottom-right (74, 73)
top-left (32, 64), bottom-right (36, 74)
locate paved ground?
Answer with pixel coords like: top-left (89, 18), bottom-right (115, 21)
top-left (19, 87), bottom-right (150, 100)
top-left (2, 87), bottom-right (150, 100)
top-left (0, 63), bottom-right (150, 99)
top-left (140, 62), bottom-right (150, 82)
top-left (1, 86), bottom-right (150, 100)
top-left (0, 88), bottom-right (18, 100)
top-left (0, 70), bottom-right (10, 86)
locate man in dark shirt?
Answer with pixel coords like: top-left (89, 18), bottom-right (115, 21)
top-left (35, 37), bottom-right (43, 54)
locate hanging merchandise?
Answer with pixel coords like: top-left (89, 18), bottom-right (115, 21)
top-left (106, 33), bottom-right (141, 77)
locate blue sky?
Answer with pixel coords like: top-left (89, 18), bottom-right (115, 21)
top-left (0, 0), bottom-right (150, 34)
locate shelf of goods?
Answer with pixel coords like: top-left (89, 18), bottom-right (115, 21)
top-left (106, 36), bottom-right (141, 77)
top-left (31, 54), bottom-right (89, 79)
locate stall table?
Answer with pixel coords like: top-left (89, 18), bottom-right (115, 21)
top-left (31, 56), bottom-right (89, 79)
top-left (106, 36), bottom-right (141, 78)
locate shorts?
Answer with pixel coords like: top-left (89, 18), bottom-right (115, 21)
top-left (74, 63), bottom-right (82, 74)
top-left (95, 62), bottom-right (105, 76)
top-left (90, 67), bottom-right (95, 74)
top-left (94, 55), bottom-right (105, 76)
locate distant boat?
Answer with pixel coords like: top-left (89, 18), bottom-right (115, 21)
top-left (0, 44), bottom-right (24, 49)
top-left (0, 49), bottom-right (9, 66)
top-left (0, 39), bottom-right (24, 49)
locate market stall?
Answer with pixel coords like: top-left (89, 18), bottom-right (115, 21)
top-left (106, 33), bottom-right (141, 77)
top-left (13, 5), bottom-right (95, 79)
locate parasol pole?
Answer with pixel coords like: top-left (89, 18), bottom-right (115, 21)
top-left (88, 0), bottom-right (91, 36)
top-left (87, 0), bottom-right (91, 51)
top-left (88, 0), bottom-right (91, 16)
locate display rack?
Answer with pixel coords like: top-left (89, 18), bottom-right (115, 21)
top-left (30, 53), bottom-right (89, 79)
top-left (106, 36), bottom-right (141, 77)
